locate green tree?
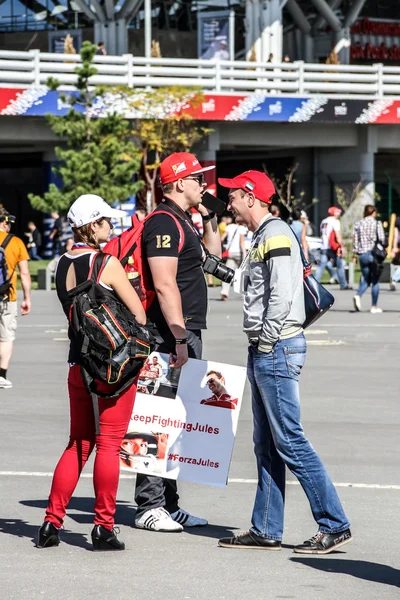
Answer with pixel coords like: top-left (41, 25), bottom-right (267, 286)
top-left (113, 86), bottom-right (212, 212)
top-left (29, 41), bottom-right (143, 214)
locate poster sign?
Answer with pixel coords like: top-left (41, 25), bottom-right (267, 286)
top-left (197, 10), bottom-right (234, 61)
top-left (120, 353), bottom-right (246, 487)
top-left (48, 29), bottom-right (82, 54)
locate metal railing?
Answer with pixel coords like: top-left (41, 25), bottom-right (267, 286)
top-left (1, 49), bottom-right (400, 97)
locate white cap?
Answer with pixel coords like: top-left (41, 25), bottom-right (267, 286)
top-left (67, 194), bottom-right (127, 228)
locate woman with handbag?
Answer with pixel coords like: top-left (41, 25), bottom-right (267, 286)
top-left (37, 194), bottom-right (147, 552)
top-left (352, 205), bottom-right (386, 314)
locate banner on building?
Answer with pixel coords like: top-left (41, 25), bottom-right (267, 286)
top-left (120, 353), bottom-right (246, 487)
top-left (197, 10), bottom-right (234, 61)
top-left (2, 88), bottom-right (400, 124)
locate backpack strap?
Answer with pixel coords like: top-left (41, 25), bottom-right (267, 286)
top-left (148, 210), bottom-right (185, 253)
top-left (88, 252), bottom-right (109, 284)
top-left (0, 234), bottom-right (14, 251)
top-left (119, 210), bottom-right (185, 267)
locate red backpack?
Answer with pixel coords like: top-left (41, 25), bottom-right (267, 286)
top-left (328, 229), bottom-right (340, 253)
top-left (103, 211), bottom-right (185, 311)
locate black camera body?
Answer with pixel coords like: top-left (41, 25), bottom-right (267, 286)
top-left (203, 253), bottom-right (235, 284)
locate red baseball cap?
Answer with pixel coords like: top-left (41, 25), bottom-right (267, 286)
top-left (328, 206), bottom-right (342, 217)
top-left (218, 170), bottom-right (276, 204)
top-left (159, 152), bottom-right (215, 185)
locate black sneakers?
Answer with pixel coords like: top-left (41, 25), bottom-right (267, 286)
top-left (218, 530), bottom-right (281, 550)
top-left (293, 529), bottom-right (352, 555)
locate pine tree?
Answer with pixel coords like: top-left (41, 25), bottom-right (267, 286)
top-left (29, 41), bottom-right (143, 214)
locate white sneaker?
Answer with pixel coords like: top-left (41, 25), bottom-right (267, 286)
top-left (329, 278), bottom-right (338, 284)
top-left (370, 307), bottom-right (383, 314)
top-left (0, 376), bottom-right (12, 389)
top-left (389, 282), bottom-right (396, 291)
top-left (135, 507), bottom-right (183, 532)
top-left (170, 509), bottom-right (208, 528)
top-left (353, 295), bottom-right (361, 312)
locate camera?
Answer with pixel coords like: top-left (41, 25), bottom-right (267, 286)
top-left (203, 253), bottom-right (235, 284)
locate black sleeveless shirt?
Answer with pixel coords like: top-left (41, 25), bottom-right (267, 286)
top-left (56, 252), bottom-right (94, 364)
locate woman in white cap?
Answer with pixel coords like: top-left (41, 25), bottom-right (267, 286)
top-left (37, 194), bottom-right (146, 552)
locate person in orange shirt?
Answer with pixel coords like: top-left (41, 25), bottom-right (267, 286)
top-left (0, 208), bottom-right (31, 389)
top-left (200, 370), bottom-right (238, 410)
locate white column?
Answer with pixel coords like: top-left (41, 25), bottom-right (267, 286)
top-left (245, 0), bottom-right (254, 59)
top-left (246, 0), bottom-right (283, 62)
top-left (144, 0), bottom-right (152, 59)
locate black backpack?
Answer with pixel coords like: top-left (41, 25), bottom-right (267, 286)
top-left (68, 253), bottom-right (155, 400)
top-left (0, 234), bottom-right (14, 300)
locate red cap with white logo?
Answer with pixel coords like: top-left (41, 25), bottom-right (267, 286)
top-left (218, 170), bottom-right (276, 204)
top-left (328, 207), bottom-right (342, 217)
top-left (159, 152), bottom-right (215, 185)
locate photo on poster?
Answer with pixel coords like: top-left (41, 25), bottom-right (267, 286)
top-left (197, 10), bottom-right (233, 61)
top-left (199, 368), bottom-right (239, 410)
top-left (120, 431), bottom-right (169, 475)
top-left (137, 352), bottom-right (181, 399)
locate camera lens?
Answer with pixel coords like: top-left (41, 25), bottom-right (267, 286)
top-left (214, 262), bottom-right (234, 284)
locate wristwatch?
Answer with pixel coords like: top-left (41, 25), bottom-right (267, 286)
top-left (202, 212), bottom-right (216, 222)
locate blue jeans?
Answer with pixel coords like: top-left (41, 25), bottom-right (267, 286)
top-left (29, 246), bottom-right (41, 261)
top-left (247, 333), bottom-right (350, 540)
top-left (357, 252), bottom-right (380, 306)
top-left (315, 250), bottom-right (347, 288)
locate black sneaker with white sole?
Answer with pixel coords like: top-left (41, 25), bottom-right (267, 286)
top-left (218, 530), bottom-right (281, 550)
top-left (293, 529), bottom-right (352, 554)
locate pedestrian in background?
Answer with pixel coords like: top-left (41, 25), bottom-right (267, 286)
top-left (0, 208), bottom-right (31, 389)
top-left (220, 220), bottom-right (246, 301)
top-left (269, 204), bottom-right (280, 218)
top-left (96, 41), bottom-right (107, 56)
top-left (352, 205), bottom-right (386, 314)
top-left (389, 215), bottom-right (400, 291)
top-left (49, 212), bottom-right (63, 258)
top-left (315, 207), bottom-right (349, 289)
top-left (25, 221), bottom-right (42, 260)
top-left (217, 170), bottom-right (352, 554)
top-left (290, 208), bottom-right (309, 261)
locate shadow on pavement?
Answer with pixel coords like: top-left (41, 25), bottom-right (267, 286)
top-left (184, 524), bottom-right (239, 540)
top-left (0, 518), bottom-right (92, 550)
top-left (20, 497), bottom-right (134, 525)
top-left (291, 558), bottom-right (400, 588)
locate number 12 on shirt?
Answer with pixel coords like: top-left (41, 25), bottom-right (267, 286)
top-left (156, 235), bottom-right (171, 249)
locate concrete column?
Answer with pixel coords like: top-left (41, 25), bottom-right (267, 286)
top-left (304, 33), bottom-right (314, 62)
top-left (334, 27), bottom-right (351, 64)
top-left (246, 0), bottom-right (283, 62)
top-left (245, 0), bottom-right (254, 59)
top-left (94, 20), bottom-right (128, 55)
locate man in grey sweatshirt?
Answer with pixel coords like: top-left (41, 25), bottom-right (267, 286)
top-left (217, 170), bottom-right (351, 555)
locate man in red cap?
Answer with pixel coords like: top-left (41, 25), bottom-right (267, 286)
top-left (216, 170), bottom-right (351, 554)
top-left (134, 152), bottom-right (221, 533)
top-left (315, 206), bottom-right (349, 289)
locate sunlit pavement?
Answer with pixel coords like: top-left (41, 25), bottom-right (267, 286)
top-left (0, 287), bottom-right (399, 599)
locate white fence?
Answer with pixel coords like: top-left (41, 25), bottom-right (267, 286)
top-left (1, 49), bottom-right (400, 97)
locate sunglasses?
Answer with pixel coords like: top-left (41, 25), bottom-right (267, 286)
top-left (0, 215), bottom-right (16, 224)
top-left (184, 174), bottom-right (205, 186)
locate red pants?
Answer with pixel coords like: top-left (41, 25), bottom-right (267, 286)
top-left (45, 365), bottom-right (136, 530)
